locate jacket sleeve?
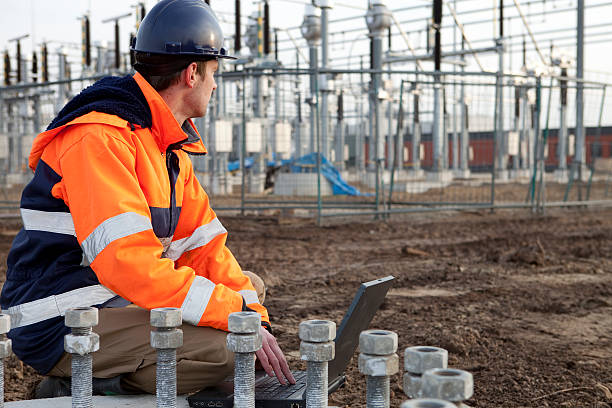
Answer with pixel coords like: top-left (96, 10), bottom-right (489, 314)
top-left (58, 125), bottom-right (244, 331)
top-left (168, 153), bottom-right (270, 327)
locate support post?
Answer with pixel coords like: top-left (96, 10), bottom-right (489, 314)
top-left (575, 0), bottom-right (585, 185)
top-left (227, 312), bottom-right (262, 408)
top-left (358, 330), bottom-right (398, 408)
top-left (64, 307), bottom-right (100, 408)
top-left (299, 320), bottom-right (336, 408)
top-left (150, 308), bottom-right (183, 408)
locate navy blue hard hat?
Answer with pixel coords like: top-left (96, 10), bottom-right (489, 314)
top-left (132, 0), bottom-right (235, 61)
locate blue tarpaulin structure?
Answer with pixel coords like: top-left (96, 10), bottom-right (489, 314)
top-left (290, 153), bottom-right (371, 196)
top-left (227, 153), bottom-right (370, 196)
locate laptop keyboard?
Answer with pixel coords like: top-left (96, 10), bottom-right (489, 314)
top-left (256, 371), bottom-right (307, 399)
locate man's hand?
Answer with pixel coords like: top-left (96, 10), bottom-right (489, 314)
top-left (255, 326), bottom-right (296, 385)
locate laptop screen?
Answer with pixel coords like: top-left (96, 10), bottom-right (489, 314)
top-left (328, 276), bottom-right (395, 381)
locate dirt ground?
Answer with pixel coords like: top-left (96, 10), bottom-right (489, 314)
top-left (0, 207), bottom-right (611, 407)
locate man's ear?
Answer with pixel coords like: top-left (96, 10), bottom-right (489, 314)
top-left (184, 62), bottom-right (199, 89)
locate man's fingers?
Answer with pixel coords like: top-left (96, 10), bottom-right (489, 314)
top-left (271, 342), bottom-right (296, 384)
top-left (255, 348), bottom-right (274, 379)
top-left (263, 341), bottom-right (286, 385)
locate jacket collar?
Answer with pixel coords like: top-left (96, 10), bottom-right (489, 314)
top-left (133, 72), bottom-right (207, 155)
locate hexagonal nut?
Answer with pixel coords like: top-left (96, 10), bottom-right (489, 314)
top-left (400, 398), bottom-right (456, 408)
top-left (150, 308), bottom-right (182, 328)
top-left (358, 353), bottom-right (399, 377)
top-left (64, 333), bottom-right (99, 356)
top-left (300, 340), bottom-right (335, 362)
top-left (228, 311), bottom-right (261, 334)
top-left (150, 328), bottom-right (183, 349)
top-left (403, 372), bottom-right (422, 399)
top-left (65, 307), bottom-right (99, 328)
top-left (0, 314), bottom-right (10, 334)
top-left (0, 339), bottom-right (12, 359)
top-left (421, 368), bottom-right (474, 402)
top-left (227, 332), bottom-right (262, 353)
top-left (298, 320), bottom-right (336, 343)
top-left (404, 346), bottom-right (448, 374)
top-left (359, 329), bottom-right (398, 355)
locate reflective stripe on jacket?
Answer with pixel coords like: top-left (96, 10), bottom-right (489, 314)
top-left (1, 72), bottom-right (268, 374)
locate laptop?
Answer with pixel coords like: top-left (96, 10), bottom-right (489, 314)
top-left (187, 275), bottom-right (395, 408)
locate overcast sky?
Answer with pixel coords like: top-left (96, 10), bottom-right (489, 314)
top-left (1, 0), bottom-right (611, 125)
top-left (1, 0), bottom-right (611, 75)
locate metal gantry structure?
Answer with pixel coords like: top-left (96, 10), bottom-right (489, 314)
top-left (1, 0), bottom-right (611, 219)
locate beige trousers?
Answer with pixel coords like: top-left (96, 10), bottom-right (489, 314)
top-left (48, 271), bottom-right (266, 395)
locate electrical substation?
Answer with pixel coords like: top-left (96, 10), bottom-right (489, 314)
top-left (0, 1), bottom-right (611, 407)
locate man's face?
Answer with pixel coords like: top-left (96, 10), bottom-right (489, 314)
top-left (190, 60), bottom-right (218, 118)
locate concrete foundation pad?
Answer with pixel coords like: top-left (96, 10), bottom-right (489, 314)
top-left (196, 173), bottom-right (233, 195)
top-left (5, 395), bottom-right (189, 407)
top-left (426, 170), bottom-right (454, 183)
top-left (273, 173), bottom-right (333, 196)
top-left (495, 169), bottom-right (509, 182)
top-left (453, 169), bottom-right (471, 179)
top-left (509, 169), bottom-right (532, 180)
top-left (553, 169), bottom-right (569, 184)
top-left (402, 169), bottom-right (426, 180)
top-left (248, 174), bottom-right (266, 194)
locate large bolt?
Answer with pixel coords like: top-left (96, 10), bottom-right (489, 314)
top-left (421, 368), bottom-right (474, 407)
top-left (400, 399), bottom-right (456, 408)
top-left (358, 330), bottom-right (399, 408)
top-left (151, 308), bottom-right (183, 408)
top-left (64, 307), bottom-right (99, 408)
top-left (227, 312), bottom-right (262, 408)
top-left (0, 314), bottom-right (11, 407)
top-left (299, 320), bottom-right (336, 408)
top-left (403, 346), bottom-right (448, 399)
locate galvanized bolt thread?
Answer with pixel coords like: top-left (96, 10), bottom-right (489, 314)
top-left (299, 320), bottom-right (336, 408)
top-left (366, 376), bottom-right (389, 408)
top-left (233, 352), bottom-right (255, 408)
top-left (65, 307), bottom-right (98, 408)
top-left (71, 353), bottom-right (93, 408)
top-left (227, 312), bottom-right (262, 408)
top-left (358, 330), bottom-right (398, 408)
top-left (0, 314), bottom-right (12, 408)
top-left (156, 345), bottom-right (177, 408)
top-left (72, 327), bottom-right (91, 336)
top-left (0, 356), bottom-right (4, 408)
top-left (150, 308), bottom-right (183, 408)
top-left (305, 361), bottom-right (328, 408)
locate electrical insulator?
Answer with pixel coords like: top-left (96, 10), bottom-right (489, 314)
top-left (65, 56), bottom-right (71, 90)
top-left (16, 40), bottom-right (22, 83)
top-left (515, 87), bottom-right (520, 118)
top-left (114, 20), bottom-right (120, 69)
top-left (257, 6), bottom-right (263, 57)
top-left (32, 51), bottom-right (38, 82)
top-left (263, 1), bottom-right (270, 56)
top-left (42, 43), bottom-right (48, 82)
top-left (235, 0), bottom-right (241, 54)
top-left (82, 15), bottom-right (91, 67)
top-left (3, 51), bottom-right (10, 86)
top-left (560, 67), bottom-right (568, 107)
top-left (129, 33), bottom-right (136, 67)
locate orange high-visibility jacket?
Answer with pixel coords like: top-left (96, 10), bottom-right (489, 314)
top-left (2, 73), bottom-right (269, 373)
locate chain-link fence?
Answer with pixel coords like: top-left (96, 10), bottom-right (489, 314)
top-left (0, 67), bottom-right (611, 221)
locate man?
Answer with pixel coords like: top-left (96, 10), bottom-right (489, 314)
top-left (1, 0), bottom-right (295, 396)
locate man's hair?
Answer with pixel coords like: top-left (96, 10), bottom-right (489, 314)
top-left (134, 56), bottom-right (210, 92)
